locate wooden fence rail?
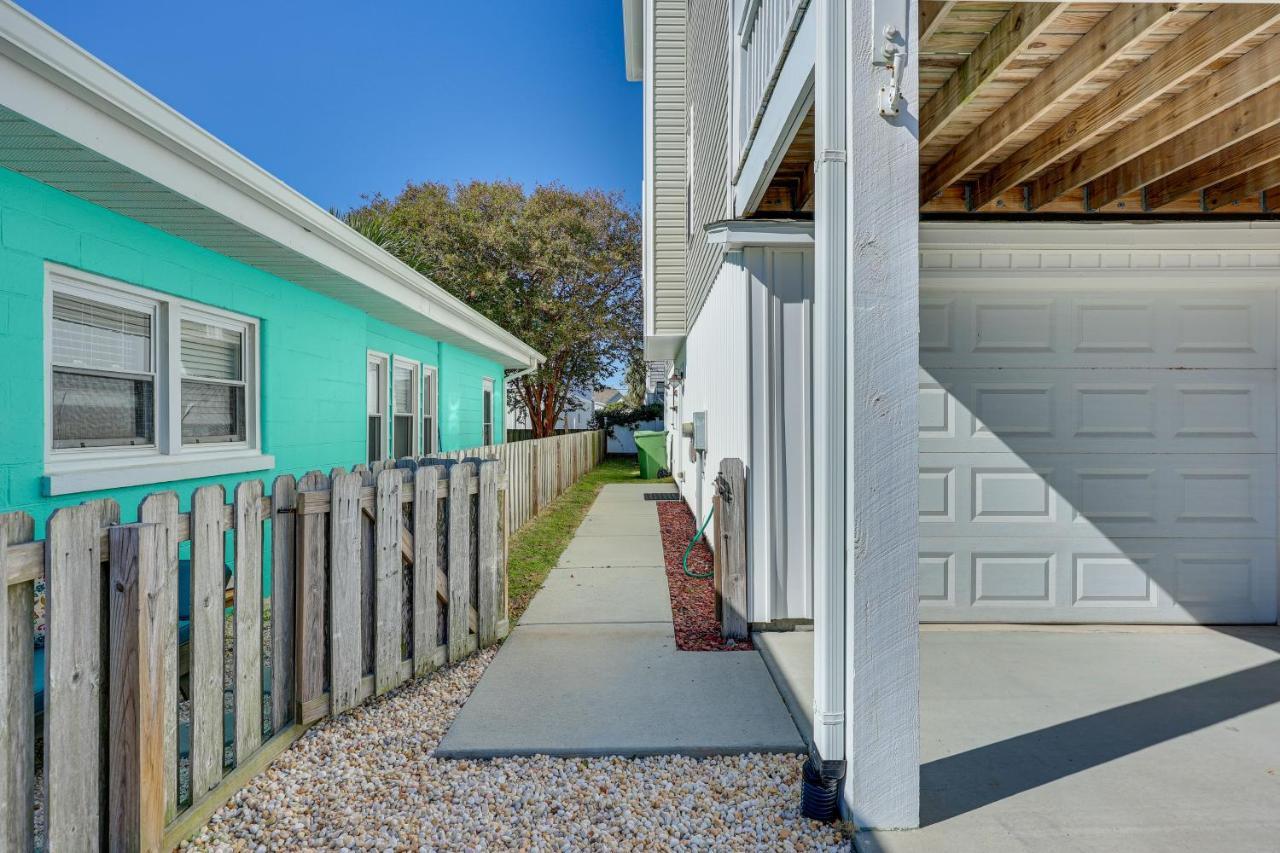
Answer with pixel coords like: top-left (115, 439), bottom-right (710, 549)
top-left (0, 430), bottom-right (604, 850)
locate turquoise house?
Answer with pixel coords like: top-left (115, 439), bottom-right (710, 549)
top-left (0, 4), bottom-right (541, 531)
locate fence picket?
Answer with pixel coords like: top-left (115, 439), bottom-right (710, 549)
top-left (1, 512), bottom-right (35, 850)
top-left (359, 466), bottom-right (376, 677)
top-left (270, 474), bottom-right (298, 734)
top-left (234, 480), bottom-right (265, 763)
top-left (295, 472), bottom-right (330, 724)
top-left (477, 462), bottom-right (501, 646)
top-left (329, 472), bottom-right (362, 715)
top-left (413, 466), bottom-right (441, 676)
top-left (374, 469), bottom-right (403, 694)
top-left (108, 522), bottom-right (167, 850)
top-left (447, 462), bottom-right (474, 663)
top-left (45, 503), bottom-right (104, 849)
top-left (190, 486), bottom-right (225, 801)
top-left (138, 491), bottom-right (180, 822)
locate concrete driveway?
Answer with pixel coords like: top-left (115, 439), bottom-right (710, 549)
top-left (760, 625), bottom-right (1280, 852)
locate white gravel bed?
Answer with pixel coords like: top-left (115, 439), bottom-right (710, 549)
top-left (185, 646), bottom-right (850, 851)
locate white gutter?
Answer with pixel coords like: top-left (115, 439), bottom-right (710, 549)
top-left (0, 1), bottom-right (542, 370)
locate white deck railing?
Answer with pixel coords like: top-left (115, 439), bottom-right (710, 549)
top-left (736, 0), bottom-right (809, 175)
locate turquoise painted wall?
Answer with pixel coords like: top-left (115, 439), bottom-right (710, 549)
top-left (0, 166), bottom-right (504, 533)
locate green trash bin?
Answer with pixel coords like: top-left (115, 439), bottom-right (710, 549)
top-left (633, 429), bottom-right (667, 480)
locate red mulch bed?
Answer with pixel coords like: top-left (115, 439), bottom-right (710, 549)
top-left (657, 501), bottom-right (753, 652)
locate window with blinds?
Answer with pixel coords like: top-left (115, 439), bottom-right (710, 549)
top-left (392, 359), bottom-right (417, 460)
top-left (180, 319), bottom-right (246, 444)
top-left (50, 290), bottom-right (157, 449)
top-left (367, 353), bottom-right (387, 463)
top-left (422, 367), bottom-right (438, 454)
top-left (482, 378), bottom-right (495, 446)
top-left (47, 269), bottom-right (261, 465)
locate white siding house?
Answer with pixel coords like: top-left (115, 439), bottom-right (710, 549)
top-left (623, 0), bottom-right (1280, 833)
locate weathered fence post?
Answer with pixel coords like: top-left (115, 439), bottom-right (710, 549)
top-left (719, 458), bottom-right (749, 641)
top-left (294, 471), bottom-right (330, 724)
top-left (108, 522), bottom-right (167, 852)
top-left (137, 491), bottom-right (179, 824)
top-left (448, 462), bottom-right (475, 662)
top-left (374, 469), bottom-right (403, 694)
top-left (270, 474), bottom-right (298, 734)
top-left (477, 460), bottom-right (501, 646)
top-left (413, 465), bottom-right (442, 676)
top-left (1, 512), bottom-right (36, 851)
top-left (329, 471), bottom-right (363, 716)
top-left (234, 480), bottom-right (265, 763)
top-left (45, 502), bottom-right (108, 850)
top-left (190, 485), bottom-right (226, 802)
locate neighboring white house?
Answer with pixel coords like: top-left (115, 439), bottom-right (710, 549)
top-left (624, 0), bottom-right (1280, 831)
top-left (508, 387), bottom-right (623, 432)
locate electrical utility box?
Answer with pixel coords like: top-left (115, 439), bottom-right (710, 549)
top-left (692, 411), bottom-right (708, 452)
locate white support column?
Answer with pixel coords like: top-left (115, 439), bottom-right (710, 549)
top-left (845, 0), bottom-right (921, 830)
top-left (812, 0), bottom-right (849, 772)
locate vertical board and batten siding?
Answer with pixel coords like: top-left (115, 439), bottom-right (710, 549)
top-left (744, 245), bottom-right (814, 624)
top-left (686, 0), bottom-right (733, 328)
top-left (650, 0), bottom-right (689, 338)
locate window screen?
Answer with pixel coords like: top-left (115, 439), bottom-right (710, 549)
top-left (423, 369), bottom-right (437, 454)
top-left (482, 381), bottom-right (494, 446)
top-left (392, 362), bottom-right (415, 460)
top-left (368, 356), bottom-right (386, 463)
top-left (50, 291), bottom-right (156, 448)
top-left (180, 320), bottom-right (246, 444)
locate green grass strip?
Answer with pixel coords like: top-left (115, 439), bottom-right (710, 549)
top-left (507, 455), bottom-right (669, 621)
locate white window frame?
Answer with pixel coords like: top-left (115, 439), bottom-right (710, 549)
top-left (43, 263), bottom-right (270, 495)
top-left (367, 350), bottom-right (390, 463)
top-left (422, 364), bottom-right (439, 455)
top-left (391, 355), bottom-right (419, 461)
top-left (482, 376), bottom-right (495, 446)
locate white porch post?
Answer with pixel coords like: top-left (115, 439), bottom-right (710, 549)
top-left (814, 0), bottom-right (921, 830)
top-left (847, 0), bottom-right (921, 828)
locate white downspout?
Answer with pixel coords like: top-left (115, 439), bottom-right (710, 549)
top-left (811, 0), bottom-right (848, 777)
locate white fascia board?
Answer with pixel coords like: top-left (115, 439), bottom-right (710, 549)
top-left (623, 0), bottom-right (645, 81)
top-left (733, 5), bottom-right (815, 217)
top-left (705, 218), bottom-right (815, 251)
top-left (0, 3), bottom-right (542, 371)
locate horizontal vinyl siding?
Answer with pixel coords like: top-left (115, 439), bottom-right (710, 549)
top-left (686, 0), bottom-right (732, 327)
top-left (652, 0), bottom-right (687, 335)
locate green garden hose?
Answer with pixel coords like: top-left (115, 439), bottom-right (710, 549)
top-left (682, 505), bottom-right (716, 579)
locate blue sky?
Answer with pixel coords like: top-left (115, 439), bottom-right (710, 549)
top-left (16, 0), bottom-right (642, 212)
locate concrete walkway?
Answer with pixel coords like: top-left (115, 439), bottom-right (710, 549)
top-left (436, 483), bottom-right (804, 757)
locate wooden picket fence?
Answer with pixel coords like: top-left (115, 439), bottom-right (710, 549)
top-left (441, 429), bottom-right (606, 531)
top-left (0, 430), bottom-right (605, 851)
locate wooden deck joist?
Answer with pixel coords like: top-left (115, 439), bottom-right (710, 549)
top-left (918, 1), bottom-right (1280, 216)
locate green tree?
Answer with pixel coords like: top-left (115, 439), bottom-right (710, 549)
top-left (344, 181), bottom-right (642, 438)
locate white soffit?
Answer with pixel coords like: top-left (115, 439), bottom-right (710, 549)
top-left (705, 218), bottom-right (815, 251)
top-left (0, 3), bottom-right (542, 370)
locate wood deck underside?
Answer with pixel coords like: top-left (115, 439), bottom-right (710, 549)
top-left (756, 2), bottom-right (1280, 216)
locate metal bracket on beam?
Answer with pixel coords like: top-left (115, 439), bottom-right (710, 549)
top-left (873, 0), bottom-right (909, 116)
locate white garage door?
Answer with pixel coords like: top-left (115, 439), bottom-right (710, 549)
top-left (919, 286), bottom-right (1278, 623)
